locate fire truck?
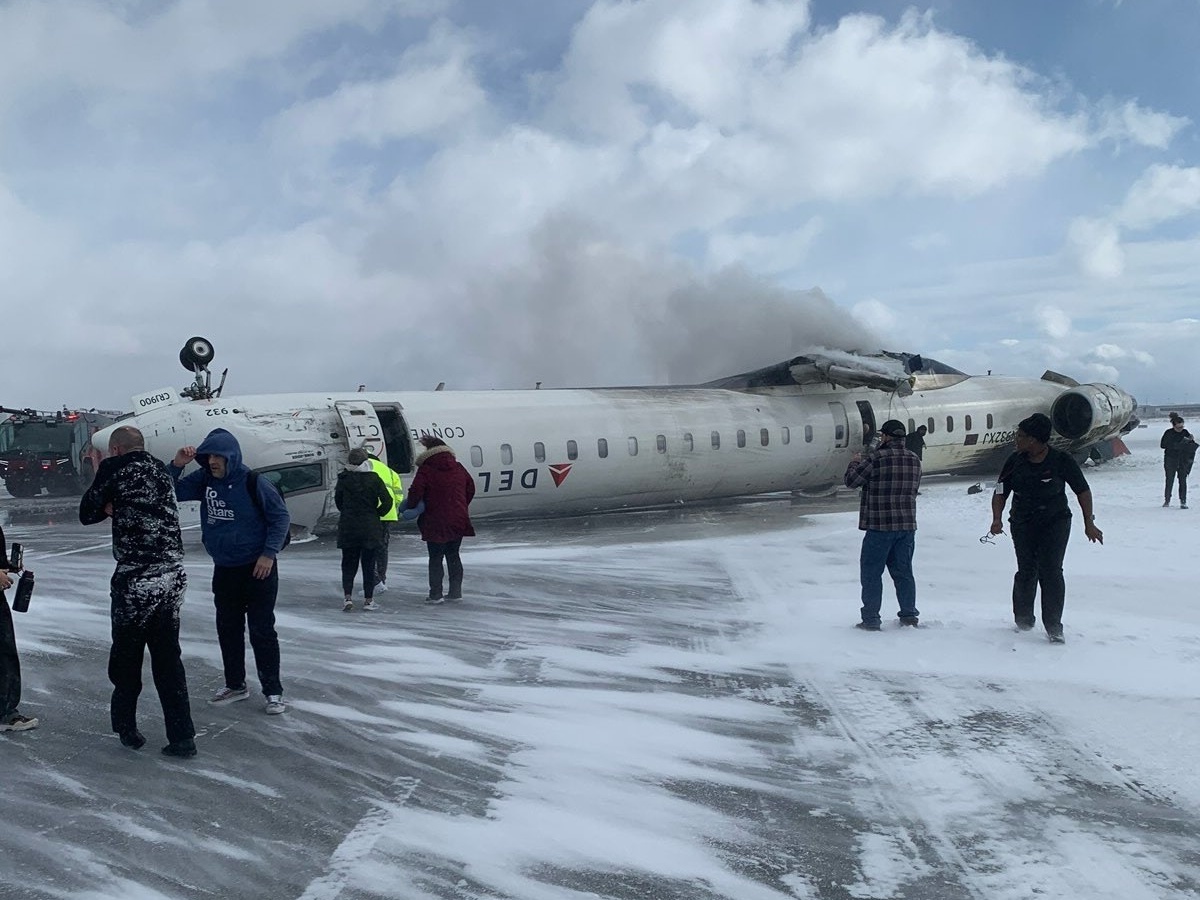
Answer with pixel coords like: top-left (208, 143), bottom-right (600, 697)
top-left (0, 407), bottom-right (121, 498)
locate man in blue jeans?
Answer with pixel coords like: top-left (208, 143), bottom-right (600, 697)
top-left (843, 419), bottom-right (922, 630)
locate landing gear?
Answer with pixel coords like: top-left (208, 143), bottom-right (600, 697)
top-left (179, 336), bottom-right (215, 372)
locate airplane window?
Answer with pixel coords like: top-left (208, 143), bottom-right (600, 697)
top-left (760, 428), bottom-right (769, 447)
top-left (656, 435), bottom-right (666, 453)
top-left (470, 446), bottom-right (483, 467)
top-left (908, 418), bottom-right (915, 434)
top-left (804, 425), bottom-right (813, 443)
top-left (683, 432), bottom-right (694, 451)
top-left (964, 414), bottom-right (973, 431)
top-left (711, 431), bottom-right (720, 449)
top-left (987, 413), bottom-right (994, 429)
top-left (597, 438), bottom-right (608, 459)
top-left (567, 440), bottom-right (578, 460)
top-left (736, 429), bottom-right (746, 448)
top-left (628, 437), bottom-right (638, 456)
top-left (835, 425), bottom-right (846, 441)
top-left (927, 417), bottom-right (936, 435)
top-left (501, 443), bottom-right (513, 465)
top-left (781, 427), bottom-right (790, 445)
top-left (945, 416), bottom-right (954, 434)
top-left (534, 442), bottom-right (545, 463)
top-left (258, 463), bottom-right (323, 497)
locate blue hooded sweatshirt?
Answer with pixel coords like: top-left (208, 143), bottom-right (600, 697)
top-left (168, 428), bottom-right (291, 567)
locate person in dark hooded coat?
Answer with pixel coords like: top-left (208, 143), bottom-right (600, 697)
top-left (335, 448), bottom-right (393, 611)
top-left (403, 436), bottom-right (475, 604)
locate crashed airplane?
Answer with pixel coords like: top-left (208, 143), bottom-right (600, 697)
top-left (93, 338), bottom-right (1138, 537)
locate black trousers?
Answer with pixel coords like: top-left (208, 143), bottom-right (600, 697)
top-left (427, 538), bottom-right (464, 599)
top-left (109, 601), bottom-right (195, 743)
top-left (212, 563), bottom-right (282, 696)
top-left (1165, 459), bottom-right (1189, 503)
top-left (1010, 515), bottom-right (1072, 630)
top-left (341, 547), bottom-right (379, 600)
top-left (373, 524), bottom-right (393, 586)
top-left (0, 595), bottom-right (22, 720)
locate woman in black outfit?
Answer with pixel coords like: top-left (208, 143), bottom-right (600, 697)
top-left (989, 413), bottom-right (1104, 644)
top-left (1161, 413), bottom-right (1197, 509)
top-left (335, 448), bottom-right (393, 611)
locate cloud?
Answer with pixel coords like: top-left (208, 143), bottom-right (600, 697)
top-left (1034, 305), bottom-right (1072, 340)
top-left (1067, 216), bottom-right (1125, 278)
top-left (1095, 99), bottom-right (1188, 149)
top-left (1117, 164), bottom-right (1200, 231)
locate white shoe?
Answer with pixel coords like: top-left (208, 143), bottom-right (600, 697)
top-left (342, 598), bottom-right (354, 612)
top-left (209, 685), bottom-right (250, 705)
top-left (264, 695), bottom-right (286, 715)
top-left (362, 599), bottom-right (379, 611)
top-left (0, 713), bottom-right (38, 732)
top-left (374, 581), bottom-right (388, 593)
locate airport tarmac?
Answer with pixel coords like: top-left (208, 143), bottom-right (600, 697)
top-left (2, 461), bottom-right (1199, 900)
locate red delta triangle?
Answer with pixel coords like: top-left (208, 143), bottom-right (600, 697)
top-left (548, 463), bottom-right (573, 487)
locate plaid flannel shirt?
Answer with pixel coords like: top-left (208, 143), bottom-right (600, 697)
top-left (843, 443), bottom-right (921, 531)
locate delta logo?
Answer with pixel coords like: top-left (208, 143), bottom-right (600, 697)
top-left (548, 463), bottom-right (573, 487)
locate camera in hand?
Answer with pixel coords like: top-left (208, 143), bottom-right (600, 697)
top-left (7, 542), bottom-right (22, 573)
top-left (867, 433), bottom-right (884, 451)
top-left (12, 570), bottom-right (34, 614)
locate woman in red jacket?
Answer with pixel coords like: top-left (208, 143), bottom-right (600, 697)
top-left (404, 436), bottom-right (476, 603)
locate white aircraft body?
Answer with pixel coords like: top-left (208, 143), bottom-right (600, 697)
top-left (93, 340), bottom-right (1138, 537)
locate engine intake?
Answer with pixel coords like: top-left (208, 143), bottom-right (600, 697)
top-left (1051, 383), bottom-right (1137, 445)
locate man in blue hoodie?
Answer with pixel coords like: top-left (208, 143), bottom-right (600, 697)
top-left (169, 429), bottom-right (291, 715)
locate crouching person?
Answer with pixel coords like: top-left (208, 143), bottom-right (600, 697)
top-left (79, 426), bottom-right (196, 757)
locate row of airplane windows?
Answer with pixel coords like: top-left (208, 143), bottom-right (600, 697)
top-left (462, 412), bottom-right (999, 468)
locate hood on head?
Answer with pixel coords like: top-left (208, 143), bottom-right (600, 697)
top-left (195, 428), bottom-right (245, 474)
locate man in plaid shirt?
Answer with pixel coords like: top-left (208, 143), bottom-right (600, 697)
top-left (843, 419), bottom-right (922, 630)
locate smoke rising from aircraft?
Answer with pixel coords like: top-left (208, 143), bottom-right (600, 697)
top-left (437, 217), bottom-right (882, 389)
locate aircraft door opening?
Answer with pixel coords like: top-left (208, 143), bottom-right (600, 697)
top-left (334, 401), bottom-right (385, 459)
top-left (828, 402), bottom-right (850, 449)
top-left (856, 400), bottom-right (877, 447)
top-left (373, 405), bottom-right (414, 474)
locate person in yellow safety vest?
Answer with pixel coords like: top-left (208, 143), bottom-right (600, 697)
top-left (367, 453), bottom-right (404, 593)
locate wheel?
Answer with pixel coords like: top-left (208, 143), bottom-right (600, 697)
top-left (179, 336), bottom-right (215, 371)
top-left (5, 479), bottom-right (37, 498)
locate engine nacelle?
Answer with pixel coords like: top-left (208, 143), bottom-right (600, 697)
top-left (1051, 383), bottom-right (1138, 445)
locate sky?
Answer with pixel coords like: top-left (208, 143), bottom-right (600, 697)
top-left (2, 0), bottom-right (1199, 412)
top-left (4, 421), bottom-right (1200, 899)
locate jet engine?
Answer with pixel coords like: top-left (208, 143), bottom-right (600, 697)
top-left (1050, 383), bottom-right (1137, 446)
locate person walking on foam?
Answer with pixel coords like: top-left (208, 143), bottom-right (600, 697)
top-left (169, 428), bottom-right (291, 715)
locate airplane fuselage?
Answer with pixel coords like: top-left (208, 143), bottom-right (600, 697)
top-left (101, 370), bottom-right (1132, 536)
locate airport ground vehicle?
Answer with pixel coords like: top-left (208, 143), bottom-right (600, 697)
top-left (0, 407), bottom-right (119, 497)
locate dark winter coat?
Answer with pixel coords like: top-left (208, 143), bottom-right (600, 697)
top-left (334, 466), bottom-right (392, 549)
top-left (169, 428), bottom-right (291, 566)
top-left (404, 446), bottom-right (476, 543)
top-left (1161, 427), bottom-right (1197, 474)
top-left (79, 450), bottom-right (187, 627)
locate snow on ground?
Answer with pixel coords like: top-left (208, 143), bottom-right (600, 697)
top-left (2, 420), bottom-right (1198, 900)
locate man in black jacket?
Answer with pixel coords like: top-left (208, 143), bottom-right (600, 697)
top-left (1161, 414), bottom-right (1197, 509)
top-left (79, 425), bottom-right (197, 757)
top-left (0, 524), bottom-right (37, 733)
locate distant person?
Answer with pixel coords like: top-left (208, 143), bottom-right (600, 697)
top-left (79, 425), bottom-right (196, 757)
top-left (335, 448), bottom-right (393, 611)
top-left (404, 436), bottom-right (476, 604)
top-left (1160, 414), bottom-right (1197, 509)
top-left (0, 524), bottom-right (37, 733)
top-left (169, 429), bottom-right (291, 716)
top-left (367, 451), bottom-right (404, 594)
top-left (843, 419), bottom-right (921, 630)
top-left (989, 413), bottom-right (1103, 644)
top-left (905, 424), bottom-right (927, 460)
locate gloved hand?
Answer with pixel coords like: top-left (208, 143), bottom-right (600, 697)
top-left (400, 500), bottom-right (425, 521)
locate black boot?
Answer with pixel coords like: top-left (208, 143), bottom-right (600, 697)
top-left (162, 738), bottom-right (197, 758)
top-left (118, 729), bottom-right (146, 750)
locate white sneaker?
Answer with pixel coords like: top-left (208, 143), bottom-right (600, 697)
top-left (209, 685), bottom-right (250, 705)
top-left (0, 713), bottom-right (38, 732)
top-left (264, 695), bottom-right (286, 715)
top-left (374, 581), bottom-right (388, 593)
top-left (342, 598), bottom-right (354, 612)
top-left (362, 599), bottom-right (379, 611)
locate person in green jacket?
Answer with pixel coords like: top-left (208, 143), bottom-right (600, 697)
top-left (368, 451), bottom-right (404, 594)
